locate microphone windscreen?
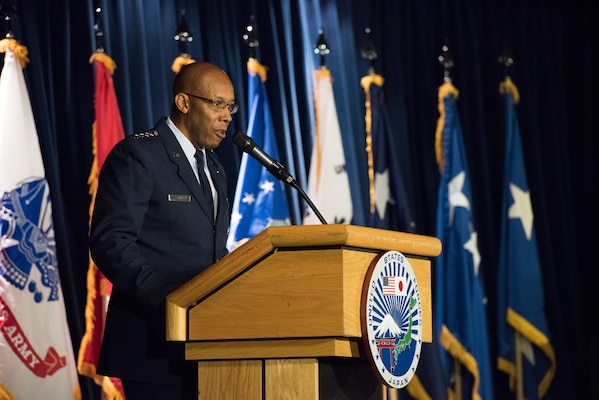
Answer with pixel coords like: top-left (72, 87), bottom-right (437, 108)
top-left (232, 131), bottom-right (252, 151)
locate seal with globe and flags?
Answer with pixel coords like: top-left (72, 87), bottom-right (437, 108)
top-left (361, 250), bottom-right (422, 389)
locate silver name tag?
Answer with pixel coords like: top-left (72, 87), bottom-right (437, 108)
top-left (168, 194), bottom-right (192, 202)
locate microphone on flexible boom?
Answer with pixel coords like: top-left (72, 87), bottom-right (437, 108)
top-left (231, 131), bottom-right (327, 224)
top-left (231, 131), bottom-right (296, 186)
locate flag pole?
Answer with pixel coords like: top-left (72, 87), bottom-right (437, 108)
top-left (304, 28), bottom-right (351, 225)
top-left (435, 43), bottom-right (454, 172)
top-left (438, 45), bottom-right (466, 399)
top-left (171, 8), bottom-right (195, 73)
top-left (0, 1), bottom-right (16, 39)
top-left (499, 48), bottom-right (527, 400)
top-left (515, 331), bottom-right (524, 400)
top-left (242, 14), bottom-right (259, 60)
top-left (360, 27), bottom-right (378, 215)
top-left (77, 3), bottom-right (126, 398)
top-left (314, 29), bottom-right (330, 68)
top-left (1, 13), bottom-right (81, 399)
top-left (453, 358), bottom-right (462, 399)
top-left (360, 28), bottom-right (396, 399)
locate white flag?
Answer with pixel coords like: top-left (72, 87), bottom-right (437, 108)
top-left (303, 66), bottom-right (353, 224)
top-left (0, 44), bottom-right (80, 399)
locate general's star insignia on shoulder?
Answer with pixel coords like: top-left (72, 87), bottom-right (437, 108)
top-left (132, 130), bottom-right (158, 139)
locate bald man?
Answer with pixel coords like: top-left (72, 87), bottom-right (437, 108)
top-left (90, 62), bottom-right (237, 399)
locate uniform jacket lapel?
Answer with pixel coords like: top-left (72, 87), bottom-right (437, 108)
top-left (155, 119), bottom-right (214, 220)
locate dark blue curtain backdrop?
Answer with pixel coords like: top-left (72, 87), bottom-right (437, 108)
top-left (7, 0), bottom-right (598, 399)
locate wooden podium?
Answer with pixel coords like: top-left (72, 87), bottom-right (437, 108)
top-left (166, 224), bottom-right (441, 399)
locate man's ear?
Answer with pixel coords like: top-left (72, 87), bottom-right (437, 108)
top-left (174, 93), bottom-right (189, 113)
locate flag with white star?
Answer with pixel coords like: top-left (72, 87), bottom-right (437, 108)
top-left (497, 78), bottom-right (556, 398)
top-left (360, 74), bottom-right (415, 232)
top-left (433, 82), bottom-right (494, 400)
top-left (227, 59), bottom-right (291, 251)
top-left (362, 73), bottom-right (447, 400)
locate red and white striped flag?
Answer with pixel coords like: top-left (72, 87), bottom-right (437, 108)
top-left (382, 276), bottom-right (407, 296)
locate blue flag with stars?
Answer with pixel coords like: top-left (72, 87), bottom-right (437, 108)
top-left (362, 72), bottom-right (446, 400)
top-left (497, 78), bottom-right (556, 399)
top-left (433, 82), bottom-right (494, 400)
top-left (227, 59), bottom-right (291, 251)
top-left (361, 73), bottom-right (415, 232)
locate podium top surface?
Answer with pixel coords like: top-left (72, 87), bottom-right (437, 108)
top-left (252, 224), bottom-right (442, 256)
top-left (167, 225), bottom-right (440, 308)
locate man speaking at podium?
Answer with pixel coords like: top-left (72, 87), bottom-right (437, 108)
top-left (90, 62), bottom-right (235, 399)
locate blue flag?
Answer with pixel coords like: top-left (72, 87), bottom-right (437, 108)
top-left (361, 74), bottom-right (415, 232)
top-left (362, 73), bottom-right (446, 400)
top-left (497, 78), bottom-right (556, 399)
top-left (434, 82), bottom-right (494, 400)
top-left (227, 59), bottom-right (291, 250)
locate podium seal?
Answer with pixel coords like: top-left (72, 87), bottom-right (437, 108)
top-left (361, 250), bottom-right (422, 389)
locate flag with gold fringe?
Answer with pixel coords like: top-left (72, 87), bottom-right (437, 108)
top-left (227, 58), bottom-right (291, 250)
top-left (362, 71), bottom-right (446, 400)
top-left (303, 66), bottom-right (352, 225)
top-left (361, 72), bottom-right (414, 231)
top-left (497, 77), bottom-right (556, 399)
top-left (76, 51), bottom-right (125, 400)
top-left (0, 38), bottom-right (81, 400)
top-left (433, 81), bottom-right (494, 400)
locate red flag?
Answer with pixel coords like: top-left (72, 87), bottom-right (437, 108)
top-left (76, 52), bottom-right (125, 400)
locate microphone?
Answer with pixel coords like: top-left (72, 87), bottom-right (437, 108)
top-left (231, 131), bottom-right (327, 224)
top-left (231, 131), bottom-right (296, 186)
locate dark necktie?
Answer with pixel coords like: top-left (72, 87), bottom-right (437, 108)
top-left (195, 149), bottom-right (214, 218)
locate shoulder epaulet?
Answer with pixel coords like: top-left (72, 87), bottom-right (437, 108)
top-left (131, 129), bottom-right (159, 140)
